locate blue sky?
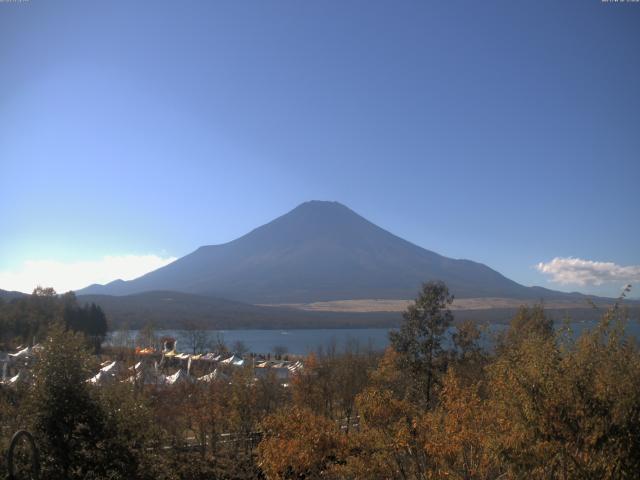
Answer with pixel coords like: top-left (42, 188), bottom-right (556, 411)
top-left (1, 1), bottom-right (639, 297)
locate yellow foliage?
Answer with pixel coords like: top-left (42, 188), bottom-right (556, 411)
top-left (420, 369), bottom-right (496, 479)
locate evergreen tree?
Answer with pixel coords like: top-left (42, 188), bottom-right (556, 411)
top-left (389, 280), bottom-right (453, 407)
top-left (87, 303), bottom-right (108, 354)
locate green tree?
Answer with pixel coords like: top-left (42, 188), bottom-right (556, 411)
top-left (498, 303), bottom-right (553, 352)
top-left (30, 324), bottom-right (107, 479)
top-left (451, 320), bottom-right (486, 386)
top-left (62, 292), bottom-right (108, 353)
top-left (29, 324), bottom-right (143, 479)
top-left (389, 280), bottom-right (454, 406)
top-left (86, 303), bottom-right (108, 354)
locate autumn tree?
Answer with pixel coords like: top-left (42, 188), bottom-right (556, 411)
top-left (487, 304), bottom-right (640, 479)
top-left (136, 323), bottom-right (158, 350)
top-left (254, 369), bottom-right (288, 418)
top-left (420, 369), bottom-right (497, 479)
top-left (333, 383), bottom-right (429, 480)
top-left (228, 367), bottom-right (261, 455)
top-left (291, 353), bottom-right (327, 415)
top-left (331, 343), bottom-right (373, 432)
top-left (258, 406), bottom-right (345, 480)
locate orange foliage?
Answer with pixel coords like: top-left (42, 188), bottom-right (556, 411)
top-left (258, 406), bottom-right (345, 480)
top-left (420, 369), bottom-right (495, 479)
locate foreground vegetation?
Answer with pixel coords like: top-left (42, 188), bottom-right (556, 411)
top-left (1, 282), bottom-right (639, 479)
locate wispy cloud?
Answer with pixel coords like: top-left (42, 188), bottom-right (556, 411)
top-left (536, 257), bottom-right (640, 286)
top-left (0, 254), bottom-right (177, 294)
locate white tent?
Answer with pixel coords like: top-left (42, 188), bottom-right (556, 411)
top-left (3, 370), bottom-right (30, 387)
top-left (197, 369), bottom-right (219, 383)
top-left (165, 369), bottom-right (193, 385)
top-left (122, 361), bottom-right (166, 385)
top-left (9, 347), bottom-right (31, 359)
top-left (200, 353), bottom-right (217, 362)
top-left (89, 370), bottom-right (114, 385)
top-left (129, 361), bottom-right (142, 371)
top-left (221, 354), bottom-right (244, 366)
top-left (90, 361), bottom-right (125, 385)
top-left (100, 361), bottom-right (123, 375)
top-left (287, 361), bottom-right (304, 373)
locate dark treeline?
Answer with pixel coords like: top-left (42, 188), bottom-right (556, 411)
top-left (1, 281), bottom-right (639, 479)
top-left (0, 287), bottom-right (108, 353)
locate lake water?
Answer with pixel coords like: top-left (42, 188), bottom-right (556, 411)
top-left (108, 320), bottom-right (640, 355)
top-left (111, 328), bottom-right (397, 355)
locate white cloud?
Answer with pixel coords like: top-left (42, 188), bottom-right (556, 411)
top-left (536, 257), bottom-right (640, 286)
top-left (0, 254), bottom-right (177, 294)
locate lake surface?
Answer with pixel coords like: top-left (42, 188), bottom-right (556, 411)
top-left (108, 320), bottom-right (640, 355)
top-left (111, 328), bottom-right (397, 355)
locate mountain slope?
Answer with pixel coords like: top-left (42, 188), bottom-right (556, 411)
top-left (78, 201), bottom-right (581, 303)
top-left (0, 289), bottom-right (27, 301)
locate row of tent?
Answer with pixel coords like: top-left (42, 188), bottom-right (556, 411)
top-left (2, 362), bottom-right (303, 389)
top-left (2, 369), bottom-right (202, 389)
top-left (256, 360), bottom-right (303, 372)
top-left (3, 345), bottom-right (244, 365)
top-left (254, 360), bottom-right (303, 381)
top-left (134, 347), bottom-right (247, 366)
top-left (86, 358), bottom-right (304, 387)
top-left (164, 351), bottom-right (246, 366)
top-left (4, 344), bottom-right (284, 367)
top-left (1, 345), bottom-right (303, 389)
top-left (88, 355), bottom-right (303, 385)
top-left (89, 364), bottom-right (225, 386)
